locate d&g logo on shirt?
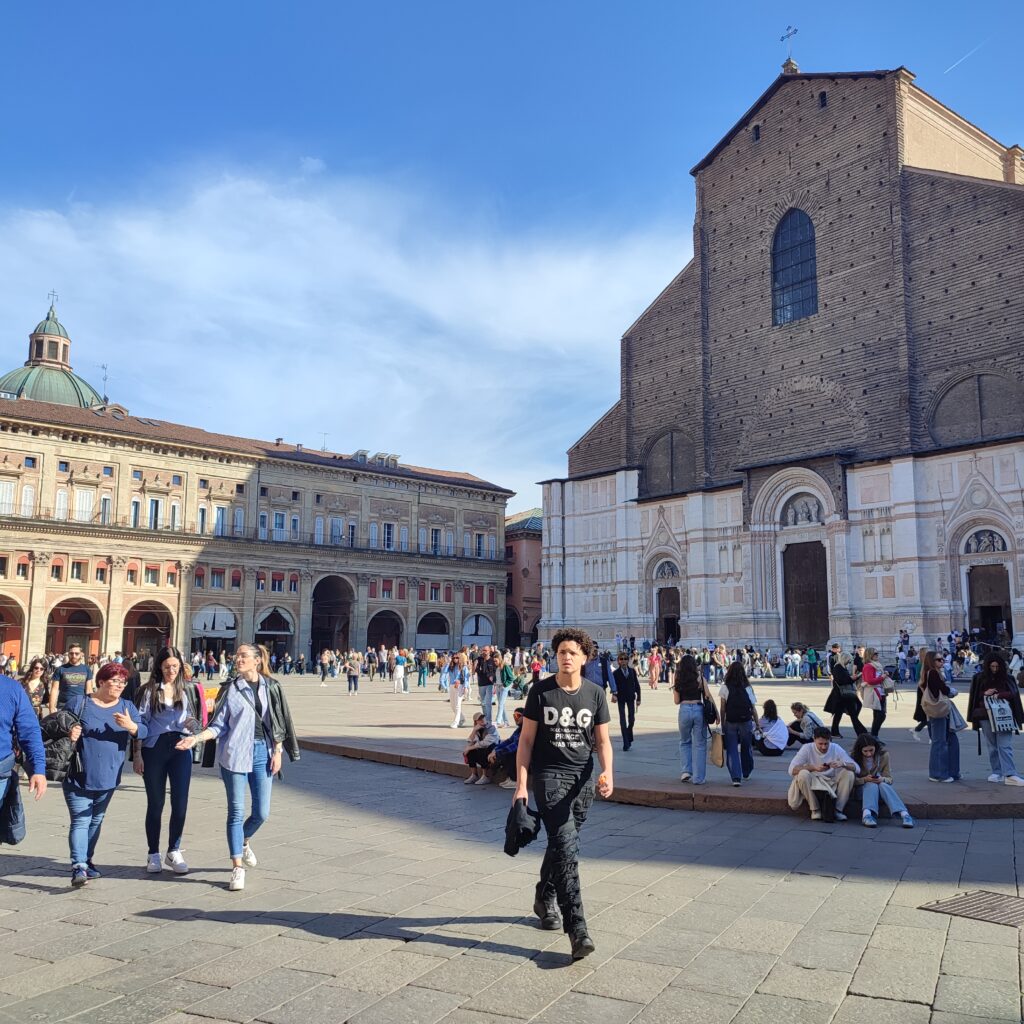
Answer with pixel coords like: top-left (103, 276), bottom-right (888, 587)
top-left (543, 706), bottom-right (593, 729)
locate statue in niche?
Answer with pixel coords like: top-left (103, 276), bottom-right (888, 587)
top-left (782, 493), bottom-right (822, 527)
top-left (967, 530), bottom-right (1006, 554)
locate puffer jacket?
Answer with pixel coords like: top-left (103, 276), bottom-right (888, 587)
top-left (39, 705), bottom-right (83, 782)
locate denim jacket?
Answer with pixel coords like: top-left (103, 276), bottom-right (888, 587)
top-left (205, 675), bottom-right (300, 773)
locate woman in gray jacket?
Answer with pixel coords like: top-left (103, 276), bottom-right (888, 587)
top-left (177, 643), bottom-right (298, 891)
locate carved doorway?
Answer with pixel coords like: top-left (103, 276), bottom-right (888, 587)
top-left (656, 587), bottom-right (680, 644)
top-left (782, 542), bottom-right (829, 647)
top-left (968, 564), bottom-right (1013, 641)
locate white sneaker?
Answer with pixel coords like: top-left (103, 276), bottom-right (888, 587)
top-left (146, 853), bottom-right (163, 874)
top-left (475, 776), bottom-right (493, 785)
top-left (463, 775), bottom-right (478, 785)
top-left (679, 772), bottom-right (692, 783)
top-left (165, 850), bottom-right (189, 875)
top-left (834, 811), bottom-right (848, 821)
top-left (909, 729), bottom-right (924, 742)
top-left (1004, 775), bottom-right (1024, 787)
top-left (498, 779), bottom-right (517, 789)
top-left (228, 866), bottom-right (245, 891)
top-left (241, 844), bottom-right (258, 868)
top-left (988, 773), bottom-right (1005, 783)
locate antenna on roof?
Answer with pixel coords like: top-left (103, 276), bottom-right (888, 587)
top-left (319, 432), bottom-right (328, 452)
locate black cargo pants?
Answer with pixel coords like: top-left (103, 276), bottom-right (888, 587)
top-left (533, 766), bottom-right (595, 934)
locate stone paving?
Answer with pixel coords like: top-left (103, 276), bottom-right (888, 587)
top-left (2, 742), bottom-right (1024, 1024)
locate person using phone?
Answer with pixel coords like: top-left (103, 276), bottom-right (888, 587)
top-left (513, 627), bottom-right (612, 961)
top-left (133, 646), bottom-right (208, 875)
top-left (850, 735), bottom-right (913, 828)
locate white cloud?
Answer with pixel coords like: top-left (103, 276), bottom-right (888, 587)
top-left (0, 170), bottom-right (690, 510)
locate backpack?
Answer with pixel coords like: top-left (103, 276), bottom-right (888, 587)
top-left (724, 683), bottom-right (753, 723)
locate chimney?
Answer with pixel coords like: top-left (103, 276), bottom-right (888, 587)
top-left (275, 437), bottom-right (283, 445)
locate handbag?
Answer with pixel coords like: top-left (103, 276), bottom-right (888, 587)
top-left (708, 728), bottom-right (724, 768)
top-left (703, 690), bottom-right (719, 726)
top-left (921, 686), bottom-right (952, 719)
top-left (985, 696), bottom-right (1017, 734)
top-left (0, 762), bottom-right (26, 846)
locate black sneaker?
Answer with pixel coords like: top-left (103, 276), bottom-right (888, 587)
top-left (533, 896), bottom-right (561, 931)
top-left (570, 930), bottom-right (596, 960)
top-left (71, 866), bottom-right (88, 887)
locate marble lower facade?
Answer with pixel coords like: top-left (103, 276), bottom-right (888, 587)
top-left (540, 441), bottom-right (1024, 653)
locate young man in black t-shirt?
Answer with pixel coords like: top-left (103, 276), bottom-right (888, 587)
top-left (514, 627), bottom-right (612, 960)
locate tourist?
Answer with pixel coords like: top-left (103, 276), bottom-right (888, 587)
top-left (345, 650), bottom-right (361, 694)
top-left (489, 707), bottom-right (524, 788)
top-left (19, 657), bottom-right (52, 719)
top-left (613, 651), bottom-right (643, 752)
top-left (825, 652), bottom-right (867, 737)
top-left (850, 735), bottom-right (914, 828)
top-left (49, 644), bottom-right (93, 714)
top-left (754, 699), bottom-right (789, 756)
top-left (319, 649), bottom-right (332, 686)
top-left (919, 649), bottom-right (960, 782)
top-left (788, 702), bottom-right (826, 746)
top-left (463, 712), bottom-right (499, 785)
top-left (787, 726), bottom-right (857, 822)
top-left (448, 653), bottom-right (469, 728)
top-left (513, 627), bottom-right (612, 960)
top-left (476, 646), bottom-right (497, 723)
top-left (860, 648), bottom-right (889, 736)
top-left (62, 662), bottom-right (146, 885)
top-left (175, 643), bottom-right (300, 891)
top-left (438, 653), bottom-right (451, 693)
top-left (672, 653), bottom-right (710, 782)
top-left (966, 653), bottom-right (1024, 786)
top-left (205, 651), bottom-right (217, 680)
top-left (393, 649), bottom-right (408, 694)
top-left (718, 662), bottom-right (756, 786)
top-left (134, 646), bottom-right (207, 875)
top-left (647, 646), bottom-right (662, 691)
top-left (495, 651), bottom-right (515, 727)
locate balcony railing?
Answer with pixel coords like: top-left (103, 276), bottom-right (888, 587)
top-left (0, 507), bottom-right (506, 563)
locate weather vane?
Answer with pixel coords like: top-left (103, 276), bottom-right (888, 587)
top-left (780, 25), bottom-right (798, 59)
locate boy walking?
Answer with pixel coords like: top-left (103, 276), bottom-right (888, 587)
top-left (513, 627), bottom-right (613, 960)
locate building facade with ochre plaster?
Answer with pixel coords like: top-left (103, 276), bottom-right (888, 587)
top-left (0, 305), bottom-right (512, 662)
top-left (540, 62), bottom-right (1024, 652)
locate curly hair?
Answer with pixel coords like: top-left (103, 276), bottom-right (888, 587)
top-left (550, 627), bottom-right (596, 660)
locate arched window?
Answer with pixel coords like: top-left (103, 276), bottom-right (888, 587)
top-left (771, 208), bottom-right (818, 326)
top-left (640, 430), bottom-right (696, 499)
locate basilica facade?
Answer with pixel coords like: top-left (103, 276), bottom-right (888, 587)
top-left (540, 62), bottom-right (1024, 652)
top-left (0, 306), bottom-right (512, 662)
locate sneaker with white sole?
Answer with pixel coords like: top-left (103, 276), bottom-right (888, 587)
top-left (1004, 775), bottom-right (1024, 787)
top-left (834, 811), bottom-right (848, 821)
top-left (498, 779), bottom-right (517, 789)
top-left (241, 844), bottom-right (258, 868)
top-left (679, 772), bottom-right (692, 783)
top-left (463, 775), bottom-right (478, 785)
top-left (228, 866), bottom-right (245, 891)
top-left (908, 728), bottom-right (924, 743)
top-left (474, 776), bottom-right (493, 785)
top-left (862, 813), bottom-right (877, 828)
top-left (146, 853), bottom-right (163, 874)
top-left (165, 850), bottom-right (189, 875)
top-left (900, 812), bottom-right (915, 828)
top-left (988, 773), bottom-right (1005, 783)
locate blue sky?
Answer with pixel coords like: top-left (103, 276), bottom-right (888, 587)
top-left (0, 1), bottom-right (1020, 510)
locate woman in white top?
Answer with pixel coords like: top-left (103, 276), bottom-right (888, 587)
top-left (754, 699), bottom-right (789, 756)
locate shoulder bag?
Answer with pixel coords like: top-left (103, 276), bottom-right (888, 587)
top-left (708, 728), bottom-right (724, 768)
top-left (702, 683), bottom-right (719, 726)
top-left (985, 696), bottom-right (1018, 734)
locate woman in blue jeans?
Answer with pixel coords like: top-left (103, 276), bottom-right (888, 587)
top-left (177, 643), bottom-right (299, 891)
top-left (133, 646), bottom-right (208, 875)
top-left (718, 662), bottom-right (756, 786)
top-left (919, 649), bottom-right (961, 783)
top-left (673, 654), bottom-right (713, 784)
top-left (966, 653), bottom-right (1024, 786)
top-left (62, 662), bottom-right (147, 886)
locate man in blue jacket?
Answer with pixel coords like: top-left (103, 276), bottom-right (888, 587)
top-left (0, 673), bottom-right (47, 806)
top-left (489, 707), bottom-right (524, 788)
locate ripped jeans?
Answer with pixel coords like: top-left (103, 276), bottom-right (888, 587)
top-left (533, 767), bottom-right (595, 935)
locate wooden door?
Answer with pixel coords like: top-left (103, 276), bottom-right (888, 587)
top-left (783, 542), bottom-right (829, 647)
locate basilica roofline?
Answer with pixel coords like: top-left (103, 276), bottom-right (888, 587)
top-left (0, 396), bottom-right (514, 497)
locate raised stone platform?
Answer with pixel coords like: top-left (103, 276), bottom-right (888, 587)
top-left (283, 674), bottom-right (1024, 819)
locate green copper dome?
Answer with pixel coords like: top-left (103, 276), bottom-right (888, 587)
top-left (33, 304), bottom-right (69, 339)
top-left (0, 364), bottom-right (102, 407)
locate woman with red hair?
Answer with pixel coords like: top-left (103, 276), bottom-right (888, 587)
top-left (61, 661), bottom-right (147, 887)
